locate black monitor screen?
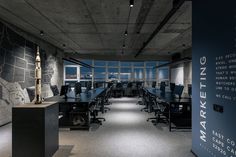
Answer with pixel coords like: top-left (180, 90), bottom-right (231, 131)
top-left (60, 85), bottom-right (69, 96)
top-left (87, 82), bottom-right (92, 91)
top-left (170, 83), bottom-right (176, 92)
top-left (160, 81), bottom-right (166, 92)
top-left (152, 81), bottom-right (156, 88)
top-left (188, 84), bottom-right (192, 96)
top-left (75, 82), bottom-right (82, 95)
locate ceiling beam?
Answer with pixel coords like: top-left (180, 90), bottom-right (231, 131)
top-left (134, 0), bottom-right (187, 58)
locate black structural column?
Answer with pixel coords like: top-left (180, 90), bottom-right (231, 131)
top-left (12, 102), bottom-right (59, 157)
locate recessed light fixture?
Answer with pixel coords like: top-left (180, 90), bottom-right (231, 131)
top-left (40, 30), bottom-right (44, 36)
top-left (125, 30), bottom-right (128, 36)
top-left (129, 0), bottom-right (134, 7)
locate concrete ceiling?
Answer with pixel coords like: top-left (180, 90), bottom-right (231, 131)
top-left (0, 0), bottom-right (192, 59)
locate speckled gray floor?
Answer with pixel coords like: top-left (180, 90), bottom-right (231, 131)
top-left (0, 97), bottom-right (194, 157)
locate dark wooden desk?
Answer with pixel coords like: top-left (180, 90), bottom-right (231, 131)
top-left (45, 88), bottom-right (105, 130)
top-left (146, 88), bottom-right (192, 131)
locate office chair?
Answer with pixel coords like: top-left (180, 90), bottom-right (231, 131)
top-left (90, 98), bottom-right (105, 125)
top-left (102, 87), bottom-right (112, 112)
top-left (141, 90), bottom-right (151, 112)
top-left (147, 98), bottom-right (168, 125)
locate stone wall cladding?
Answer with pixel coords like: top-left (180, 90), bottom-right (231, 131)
top-left (0, 21), bottom-right (63, 126)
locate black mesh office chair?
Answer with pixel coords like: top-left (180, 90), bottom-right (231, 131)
top-left (90, 98), bottom-right (105, 125)
top-left (147, 97), bottom-right (168, 125)
top-left (102, 87), bottom-right (112, 112)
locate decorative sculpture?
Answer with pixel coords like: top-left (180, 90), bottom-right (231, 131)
top-left (35, 46), bottom-right (42, 104)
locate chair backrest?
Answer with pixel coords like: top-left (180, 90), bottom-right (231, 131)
top-left (127, 82), bottom-right (132, 88)
top-left (174, 85), bottom-right (184, 99)
top-left (74, 82), bottom-right (82, 95)
top-left (116, 82), bottom-right (122, 88)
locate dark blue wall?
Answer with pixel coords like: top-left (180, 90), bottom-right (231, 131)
top-left (192, 1), bottom-right (236, 157)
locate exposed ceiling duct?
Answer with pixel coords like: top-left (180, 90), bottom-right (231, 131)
top-left (63, 58), bottom-right (94, 68)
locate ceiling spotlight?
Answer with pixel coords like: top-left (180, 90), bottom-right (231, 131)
top-left (129, 0), bottom-right (134, 7)
top-left (125, 30), bottom-right (128, 36)
top-left (40, 30), bottom-right (44, 36)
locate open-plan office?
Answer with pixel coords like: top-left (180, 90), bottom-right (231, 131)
top-left (0, 0), bottom-right (235, 157)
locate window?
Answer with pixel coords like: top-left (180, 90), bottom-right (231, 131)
top-left (107, 61), bottom-right (119, 67)
top-left (159, 68), bottom-right (169, 80)
top-left (146, 61), bottom-right (157, 67)
top-left (134, 68), bottom-right (144, 80)
top-left (108, 68), bottom-right (118, 80)
top-left (120, 68), bottom-right (131, 80)
top-left (120, 62), bottom-right (131, 67)
top-left (65, 67), bottom-right (77, 79)
top-left (81, 59), bottom-right (92, 66)
top-left (64, 63), bottom-right (80, 85)
top-left (94, 60), bottom-right (106, 66)
top-left (146, 68), bottom-right (156, 80)
top-left (80, 59), bottom-right (93, 80)
top-left (94, 67), bottom-right (106, 81)
top-left (133, 62), bottom-right (144, 67)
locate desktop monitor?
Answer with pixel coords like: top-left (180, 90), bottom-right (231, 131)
top-left (75, 82), bottom-right (82, 95)
top-left (152, 81), bottom-right (156, 88)
top-left (60, 85), bottom-right (69, 98)
top-left (170, 83), bottom-right (176, 93)
top-left (86, 82), bottom-right (92, 91)
top-left (188, 84), bottom-right (192, 97)
top-left (160, 81), bottom-right (166, 93)
top-left (174, 85), bottom-right (184, 99)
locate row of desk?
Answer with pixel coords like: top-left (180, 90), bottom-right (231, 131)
top-left (46, 88), bottom-right (106, 130)
top-left (146, 88), bottom-right (192, 131)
